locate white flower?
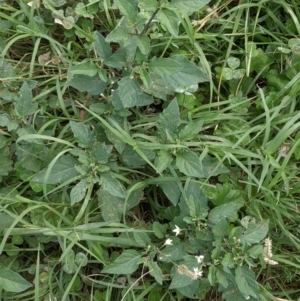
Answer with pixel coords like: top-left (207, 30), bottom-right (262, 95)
top-left (193, 267), bottom-right (203, 278)
top-left (172, 225), bottom-right (181, 236)
top-left (195, 255), bottom-right (204, 264)
top-left (164, 238), bottom-right (173, 245)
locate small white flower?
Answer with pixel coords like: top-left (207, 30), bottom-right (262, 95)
top-left (193, 267), bottom-right (203, 278)
top-left (172, 225), bottom-right (181, 236)
top-left (195, 255), bottom-right (204, 264)
top-left (164, 238), bottom-right (173, 245)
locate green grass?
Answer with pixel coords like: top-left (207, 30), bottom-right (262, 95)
top-left (1, 0), bottom-right (300, 300)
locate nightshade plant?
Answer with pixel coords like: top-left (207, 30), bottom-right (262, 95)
top-left (2, 0), bottom-right (299, 300)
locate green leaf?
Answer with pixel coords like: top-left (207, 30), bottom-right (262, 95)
top-left (117, 76), bottom-right (142, 108)
top-left (133, 232), bottom-right (151, 247)
top-left (69, 62), bottom-right (98, 77)
top-left (183, 181), bottom-right (208, 218)
top-left (14, 82), bottom-right (38, 118)
top-left (176, 150), bottom-right (204, 178)
top-left (208, 199), bottom-right (244, 225)
top-left (0, 147), bottom-right (13, 177)
top-left (169, 267), bottom-right (195, 289)
top-left (105, 44), bottom-right (136, 68)
top-left (101, 172), bottom-right (126, 198)
top-left (0, 266), bottom-right (32, 292)
top-left (115, 0), bottom-right (138, 21)
top-left (136, 34), bottom-right (150, 55)
top-left (68, 74), bottom-right (106, 95)
top-left (152, 222), bottom-right (167, 239)
top-left (75, 2), bottom-right (94, 18)
top-left (145, 260), bottom-right (163, 285)
top-left (179, 120), bottom-right (203, 141)
top-left (0, 213), bottom-right (15, 229)
top-left (106, 130), bottom-right (126, 154)
top-left (149, 57), bottom-right (182, 76)
top-left (162, 55), bottom-right (208, 87)
top-left (93, 31), bottom-right (112, 60)
top-left (102, 250), bottom-right (141, 274)
top-left (157, 8), bottom-right (180, 37)
top-left (201, 155), bottom-right (229, 177)
top-left (121, 145), bottom-right (148, 167)
top-left (32, 155), bottom-right (79, 184)
top-left (235, 266), bottom-right (259, 298)
top-left (158, 244), bottom-right (184, 262)
top-left (91, 142), bottom-right (113, 164)
top-left (98, 189), bottom-right (124, 222)
top-left (154, 150), bottom-right (173, 173)
top-left (63, 249), bottom-right (76, 274)
top-left (70, 179), bottom-right (88, 206)
top-left (227, 57), bottom-right (240, 69)
top-left (0, 114), bottom-right (11, 127)
top-left (70, 121), bottom-right (95, 149)
top-left (161, 182), bottom-right (181, 206)
top-left (240, 220), bottom-right (269, 246)
top-left (212, 183), bottom-right (244, 206)
top-left (0, 58), bottom-right (15, 78)
top-left (75, 252), bottom-right (88, 267)
top-left (171, 0), bottom-right (210, 15)
top-left (157, 98), bottom-right (180, 138)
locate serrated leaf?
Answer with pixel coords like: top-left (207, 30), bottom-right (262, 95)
top-left (240, 220), bottom-right (269, 246)
top-left (149, 57), bottom-right (182, 76)
top-left (102, 250), bottom-right (141, 274)
top-left (93, 31), bottom-right (112, 60)
top-left (68, 74), bottom-right (106, 95)
top-left (145, 260), bottom-right (163, 285)
top-left (136, 34), bottom-right (150, 55)
top-left (212, 184), bottom-right (244, 206)
top-left (32, 155), bottom-right (79, 184)
top-left (117, 76), bottom-right (142, 108)
top-left (133, 232), bottom-right (151, 247)
top-left (154, 150), bottom-right (173, 173)
top-left (176, 150), bottom-right (204, 178)
top-left (183, 181), bottom-right (208, 217)
top-left (157, 8), bottom-right (180, 37)
top-left (70, 121), bottom-right (95, 149)
top-left (179, 120), bottom-right (203, 141)
top-left (235, 266), bottom-right (259, 298)
top-left (91, 142), bottom-right (113, 164)
top-left (157, 98), bottom-right (180, 138)
top-left (115, 0), bottom-right (138, 21)
top-left (162, 55), bottom-right (208, 88)
top-left (101, 172), bottom-right (126, 198)
top-left (208, 199), bottom-right (244, 224)
top-left (69, 62), bottom-right (98, 77)
top-left (98, 189), bottom-right (124, 222)
top-left (105, 44), bottom-right (136, 68)
top-left (14, 82), bottom-right (38, 118)
top-left (152, 222), bottom-right (166, 239)
top-left (70, 179), bottom-right (88, 206)
top-left (171, 0), bottom-right (210, 15)
top-left (0, 266), bottom-right (32, 292)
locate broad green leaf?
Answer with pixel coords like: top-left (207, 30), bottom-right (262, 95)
top-left (157, 98), bottom-right (180, 138)
top-left (105, 44), bottom-right (136, 68)
top-left (235, 266), bottom-right (259, 298)
top-left (177, 280), bottom-right (202, 299)
top-left (14, 82), bottom-right (38, 118)
top-left (0, 147), bottom-right (13, 177)
top-left (222, 67), bottom-right (233, 80)
top-left (183, 181), bottom-right (208, 218)
top-left (32, 155), bottom-right (79, 184)
top-left (161, 182), bottom-right (181, 206)
top-left (176, 150), bottom-right (204, 178)
top-left (0, 213), bottom-right (14, 229)
top-left (146, 73), bottom-right (175, 100)
top-left (93, 31), bottom-right (112, 60)
top-left (68, 74), bottom-right (106, 95)
top-left (70, 121), bottom-right (95, 149)
top-left (201, 155), bottom-right (229, 177)
top-left (208, 199), bottom-right (244, 225)
top-left (149, 57), bottom-right (182, 76)
top-left (212, 218), bottom-right (228, 246)
top-left (169, 267), bottom-right (195, 289)
top-left (0, 58), bottom-right (15, 78)
top-left (171, 0), bottom-right (210, 15)
top-left (115, 0), bottom-right (138, 21)
top-left (102, 250), bottom-right (141, 274)
top-left (0, 266), bottom-right (32, 292)
top-left (105, 130), bottom-right (126, 154)
top-left (70, 179), bottom-right (88, 206)
top-left (152, 222), bottom-right (167, 239)
top-left (69, 62), bottom-right (98, 77)
top-left (162, 55), bottom-right (208, 87)
top-left (63, 249), bottom-right (76, 274)
top-left (121, 145), bottom-right (148, 167)
top-left (136, 92), bottom-right (154, 107)
top-left (157, 8), bottom-right (180, 37)
top-left (98, 189), bottom-right (124, 222)
top-left (133, 232), bottom-right (151, 247)
top-left (75, 252), bottom-right (88, 267)
top-left (145, 260), bottom-right (163, 285)
top-left (136, 34), bottom-right (150, 55)
top-left (154, 150), bottom-right (173, 173)
top-left (117, 76), bottom-right (142, 108)
top-left (91, 142), bottom-right (113, 164)
top-left (0, 114), bottom-right (11, 127)
top-left (179, 120), bottom-right (203, 141)
top-left (240, 220), bottom-right (269, 246)
top-left (101, 172), bottom-right (126, 198)
top-left (227, 57), bottom-right (240, 69)
top-left (211, 184), bottom-right (244, 206)
top-left (75, 2), bottom-right (94, 19)
top-left (216, 267), bottom-right (228, 288)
